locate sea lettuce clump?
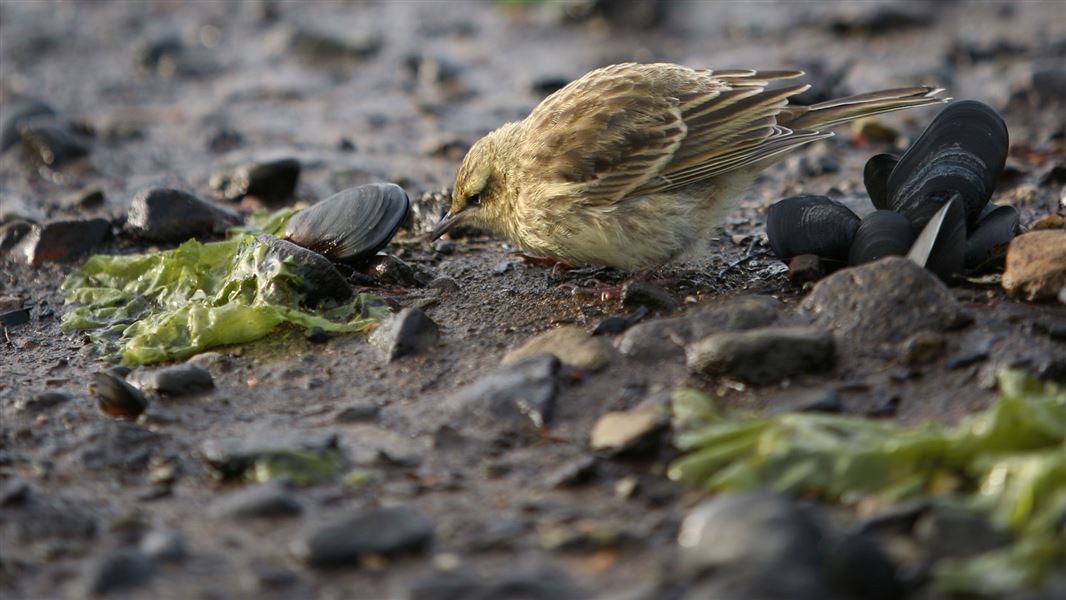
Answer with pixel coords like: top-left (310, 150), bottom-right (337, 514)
top-left (61, 234), bottom-right (386, 365)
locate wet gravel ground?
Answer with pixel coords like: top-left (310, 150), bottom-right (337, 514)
top-left (2, 1), bottom-right (1066, 598)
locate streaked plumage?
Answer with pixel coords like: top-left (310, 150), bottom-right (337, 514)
top-left (432, 62), bottom-right (947, 271)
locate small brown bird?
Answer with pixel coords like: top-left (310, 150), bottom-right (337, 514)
top-left (431, 63), bottom-right (946, 271)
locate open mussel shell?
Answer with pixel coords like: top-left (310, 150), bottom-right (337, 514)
top-left (848, 210), bottom-right (915, 266)
top-left (284, 183), bottom-right (410, 265)
top-left (766, 195), bottom-right (861, 262)
top-left (964, 204), bottom-right (1020, 272)
top-left (906, 196), bottom-right (966, 281)
top-left (886, 100), bottom-right (1008, 233)
top-left (863, 154), bottom-right (899, 211)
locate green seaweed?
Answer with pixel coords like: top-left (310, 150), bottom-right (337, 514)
top-left (252, 449), bottom-right (345, 487)
top-left (669, 371), bottom-right (1066, 596)
top-left (61, 233), bottom-right (388, 365)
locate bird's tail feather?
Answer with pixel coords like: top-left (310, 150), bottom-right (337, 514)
top-left (779, 86), bottom-right (949, 131)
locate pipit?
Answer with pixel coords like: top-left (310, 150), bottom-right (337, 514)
top-left (431, 63), bottom-right (946, 272)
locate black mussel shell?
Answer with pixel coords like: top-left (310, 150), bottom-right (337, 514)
top-left (93, 370), bottom-right (148, 419)
top-left (848, 210), bottom-right (915, 266)
top-left (907, 196), bottom-right (966, 281)
top-left (964, 204), bottom-right (1020, 272)
top-left (766, 195), bottom-right (861, 262)
top-left (284, 183), bottom-right (410, 265)
top-left (887, 100), bottom-right (1008, 233)
top-left (863, 154), bottom-right (899, 211)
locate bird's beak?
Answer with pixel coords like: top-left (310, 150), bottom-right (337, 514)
top-left (428, 208), bottom-right (473, 242)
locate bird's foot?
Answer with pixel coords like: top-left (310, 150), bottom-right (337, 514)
top-left (557, 281), bottom-right (627, 301)
top-left (509, 253), bottom-right (573, 269)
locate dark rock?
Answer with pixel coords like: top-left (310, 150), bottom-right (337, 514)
top-left (899, 331), bottom-right (947, 366)
top-left (82, 549), bottom-right (156, 596)
top-left (125, 188), bottom-right (241, 242)
top-left (687, 326), bottom-right (836, 384)
top-left (243, 559), bottom-right (300, 591)
top-left (367, 254), bottom-right (432, 287)
top-left (558, 0), bottom-right (668, 28)
top-left (825, 534), bottom-right (903, 600)
top-left (209, 482), bottom-right (302, 519)
top-left (801, 257), bottom-right (971, 346)
top-left (0, 307), bottom-right (31, 327)
top-left (63, 188), bottom-right (106, 210)
top-left (133, 29), bottom-right (184, 73)
top-left (369, 308), bottom-right (439, 361)
top-left (292, 505), bottom-right (433, 567)
top-left (18, 118), bottom-right (90, 167)
top-left (1039, 162), bottom-right (1066, 187)
top-left (305, 326), bottom-right (330, 343)
top-left (0, 478), bottom-right (30, 506)
top-left (769, 388), bottom-right (842, 414)
top-left (621, 279), bottom-right (679, 312)
top-left (138, 363), bottom-right (214, 396)
top-left (1, 98), bottom-right (55, 152)
top-left (287, 24), bottom-right (383, 64)
top-left (591, 307), bottom-right (648, 336)
top-left (200, 429), bottom-right (338, 480)
top-left (1002, 230), bottom-right (1066, 302)
top-left (449, 355), bottom-right (561, 429)
top-left (93, 370), bottom-right (148, 419)
top-left (589, 409), bottom-right (666, 455)
top-left (204, 125), bottom-right (243, 153)
top-left (15, 390), bottom-right (71, 412)
top-left (430, 239), bottom-right (457, 255)
top-left (1029, 68), bottom-right (1066, 106)
top-left (334, 402), bottom-right (380, 423)
top-left (865, 391), bottom-right (901, 417)
top-left (828, 4), bottom-right (931, 36)
top-left (10, 218), bottom-right (109, 265)
top-left (256, 235), bottom-right (352, 305)
top-left (788, 254), bottom-right (824, 286)
top-left (531, 75), bottom-right (572, 97)
top-left (139, 528), bottom-right (186, 561)
top-left (545, 455), bottom-right (598, 488)
top-left (407, 567), bottom-right (582, 600)
top-left (503, 325), bottom-right (615, 372)
top-left (0, 220), bottom-right (33, 253)
top-left (678, 492), bottom-right (824, 575)
top-left (209, 158), bottom-right (301, 205)
top-left (682, 565), bottom-right (829, 600)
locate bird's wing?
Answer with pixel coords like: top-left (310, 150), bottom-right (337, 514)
top-left (519, 64), bottom-right (692, 207)
top-left (519, 64), bottom-right (825, 204)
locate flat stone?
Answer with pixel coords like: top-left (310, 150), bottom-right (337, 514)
top-left (589, 410), bottom-right (666, 454)
top-left (449, 355), bottom-right (560, 429)
top-left (15, 390), bottom-right (72, 412)
top-left (686, 326), bottom-right (835, 384)
top-left (369, 308), bottom-right (439, 361)
top-left (678, 492), bottom-right (824, 575)
top-left (1002, 230), bottom-right (1066, 302)
top-left (11, 218), bottom-right (110, 265)
top-left (292, 505), bottom-right (433, 567)
top-left (137, 363), bottom-right (214, 396)
top-left (209, 482), bottom-right (302, 519)
top-left (504, 325), bottom-right (615, 372)
top-left (125, 188), bottom-right (242, 242)
top-left (81, 549), bottom-right (156, 596)
top-left (801, 257), bottom-right (971, 346)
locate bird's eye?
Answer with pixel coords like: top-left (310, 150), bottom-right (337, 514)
top-left (467, 193), bottom-right (481, 206)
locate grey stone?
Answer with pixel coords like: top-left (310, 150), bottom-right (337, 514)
top-left (617, 317), bottom-right (688, 361)
top-left (406, 567), bottom-right (583, 600)
top-left (209, 158), bottom-right (301, 205)
top-left (621, 279), bottom-right (678, 312)
top-left (209, 482), bottom-right (302, 519)
top-left (293, 505), bottom-right (433, 567)
top-left (449, 355), bottom-right (560, 429)
top-left (82, 549), bottom-right (156, 596)
top-left (200, 429), bottom-right (338, 479)
top-left (140, 528), bottom-right (186, 561)
top-left (369, 308), bottom-right (440, 361)
top-left (139, 364), bottom-right (214, 396)
top-left (15, 390), bottom-right (71, 412)
top-left (125, 188), bottom-right (242, 242)
top-left (801, 257), bottom-right (971, 346)
top-left (678, 492), bottom-right (823, 575)
top-left (11, 218), bottom-right (110, 266)
top-left (687, 326), bottom-right (835, 384)
top-left (256, 235), bottom-right (353, 305)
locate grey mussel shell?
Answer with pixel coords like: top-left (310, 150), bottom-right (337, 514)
top-left (863, 153), bottom-right (899, 211)
top-left (964, 204), bottom-right (1020, 272)
top-left (284, 183), bottom-right (410, 265)
top-left (766, 195), bottom-right (861, 262)
top-left (255, 234), bottom-right (352, 306)
top-left (907, 196), bottom-right (967, 281)
top-left (886, 101), bottom-right (1009, 232)
top-left (848, 210), bottom-right (915, 266)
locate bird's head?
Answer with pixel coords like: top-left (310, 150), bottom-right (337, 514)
top-left (429, 125), bottom-right (515, 241)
